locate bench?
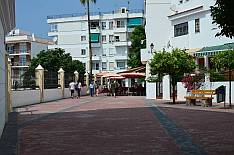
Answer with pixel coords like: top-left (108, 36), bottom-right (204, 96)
top-left (185, 90), bottom-right (216, 107)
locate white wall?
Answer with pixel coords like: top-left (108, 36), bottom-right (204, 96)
top-left (0, 20), bottom-right (6, 137)
top-left (177, 81), bottom-right (234, 104)
top-left (146, 82), bottom-right (156, 99)
top-left (44, 88), bottom-right (62, 102)
top-left (12, 90), bottom-right (40, 107)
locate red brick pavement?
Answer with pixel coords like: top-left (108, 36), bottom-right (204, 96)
top-left (18, 96), bottom-right (182, 155)
top-left (160, 107), bottom-right (234, 155)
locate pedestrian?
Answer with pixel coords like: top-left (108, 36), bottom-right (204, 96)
top-left (110, 80), bottom-right (118, 98)
top-left (69, 81), bottom-right (76, 99)
top-left (76, 81), bottom-right (82, 99)
top-left (96, 83), bottom-right (99, 97)
top-left (89, 81), bottom-right (94, 97)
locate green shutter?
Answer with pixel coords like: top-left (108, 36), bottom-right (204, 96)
top-left (127, 18), bottom-right (143, 27)
top-left (91, 34), bottom-right (100, 43)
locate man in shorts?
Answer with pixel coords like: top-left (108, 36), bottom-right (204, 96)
top-left (69, 81), bottom-right (76, 98)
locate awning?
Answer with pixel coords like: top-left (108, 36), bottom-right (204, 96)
top-left (127, 18), bottom-right (143, 27)
top-left (96, 72), bottom-right (109, 78)
top-left (103, 73), bottom-right (122, 78)
top-left (119, 73), bottom-right (145, 78)
top-left (194, 43), bottom-right (234, 57)
top-left (91, 33), bottom-right (100, 43)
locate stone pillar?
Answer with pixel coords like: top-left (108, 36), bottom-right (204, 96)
top-left (7, 58), bottom-right (12, 113)
top-left (58, 68), bottom-right (65, 98)
top-left (35, 64), bottom-right (44, 103)
top-left (163, 75), bottom-right (171, 100)
top-left (101, 76), bottom-right (103, 86)
top-left (85, 72), bottom-right (89, 94)
top-left (204, 56), bottom-right (211, 89)
top-left (94, 74), bottom-right (97, 83)
top-left (74, 71), bottom-right (79, 83)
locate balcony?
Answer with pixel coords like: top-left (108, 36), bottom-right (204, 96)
top-left (91, 42), bottom-right (101, 48)
top-left (8, 50), bottom-right (30, 55)
top-left (141, 49), bottom-right (152, 64)
top-left (11, 62), bottom-right (30, 68)
top-left (92, 55), bottom-right (101, 61)
top-left (114, 41), bottom-right (128, 47)
top-left (115, 55), bottom-right (127, 60)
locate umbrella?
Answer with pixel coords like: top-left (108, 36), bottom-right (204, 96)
top-left (103, 72), bottom-right (122, 78)
top-left (110, 76), bottom-right (125, 80)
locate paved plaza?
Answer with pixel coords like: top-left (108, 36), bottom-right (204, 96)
top-left (1, 95), bottom-right (234, 155)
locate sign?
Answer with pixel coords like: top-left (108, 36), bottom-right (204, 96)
top-left (216, 85), bottom-right (226, 103)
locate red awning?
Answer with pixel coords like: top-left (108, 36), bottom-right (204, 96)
top-left (119, 73), bottom-right (145, 78)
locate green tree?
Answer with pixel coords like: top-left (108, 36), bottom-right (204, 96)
top-left (25, 48), bottom-right (85, 81)
top-left (128, 26), bottom-right (146, 68)
top-left (80, 0), bottom-right (97, 83)
top-left (211, 50), bottom-right (234, 107)
top-left (211, 0), bottom-right (234, 38)
top-left (149, 49), bottom-right (196, 104)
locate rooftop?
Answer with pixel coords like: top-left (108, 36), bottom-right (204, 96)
top-left (47, 9), bottom-right (144, 20)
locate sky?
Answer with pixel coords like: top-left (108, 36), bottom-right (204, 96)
top-left (16, 0), bottom-right (144, 38)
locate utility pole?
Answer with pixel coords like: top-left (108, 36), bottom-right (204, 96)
top-left (87, 0), bottom-right (92, 84)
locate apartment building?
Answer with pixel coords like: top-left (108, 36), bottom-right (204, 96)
top-left (0, 0), bottom-right (15, 137)
top-left (142, 0), bottom-right (233, 99)
top-left (5, 29), bottom-right (54, 83)
top-left (47, 8), bottom-right (144, 74)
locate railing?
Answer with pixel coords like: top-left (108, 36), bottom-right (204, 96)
top-left (8, 50), bottom-right (30, 54)
top-left (11, 62), bottom-right (30, 66)
top-left (47, 9), bottom-right (144, 19)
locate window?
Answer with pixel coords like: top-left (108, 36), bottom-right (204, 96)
top-left (195, 19), bottom-right (200, 33)
top-left (109, 35), bottom-right (114, 42)
top-left (117, 20), bottom-right (125, 28)
top-left (115, 36), bottom-right (120, 42)
top-left (51, 24), bottom-right (58, 32)
top-left (19, 43), bottom-right (27, 53)
top-left (81, 36), bottom-right (86, 41)
top-left (109, 21), bottom-right (114, 29)
top-left (102, 62), bottom-right (107, 70)
top-left (82, 63), bottom-right (86, 68)
top-left (101, 22), bottom-right (106, 30)
top-left (109, 62), bottom-right (114, 70)
top-left (81, 49), bottom-right (86, 55)
top-left (117, 61), bottom-right (126, 69)
top-left (91, 21), bottom-right (99, 29)
top-left (179, 0), bottom-right (183, 4)
top-left (19, 55), bottom-right (27, 66)
top-left (92, 62), bottom-right (99, 70)
top-left (7, 44), bottom-right (15, 54)
top-left (174, 22), bottom-right (188, 37)
top-left (102, 35), bottom-right (106, 43)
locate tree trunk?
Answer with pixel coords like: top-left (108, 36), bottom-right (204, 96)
top-left (87, 0), bottom-right (92, 84)
top-left (229, 69), bottom-right (232, 108)
top-left (172, 84), bottom-right (176, 104)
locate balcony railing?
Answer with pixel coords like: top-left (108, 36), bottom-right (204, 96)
top-left (47, 9), bottom-right (144, 19)
top-left (8, 50), bottom-right (30, 55)
top-left (11, 62), bottom-right (30, 67)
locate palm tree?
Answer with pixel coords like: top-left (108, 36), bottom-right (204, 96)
top-left (80, 0), bottom-right (96, 84)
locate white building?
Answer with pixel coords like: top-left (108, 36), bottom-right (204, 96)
top-left (0, 0), bottom-right (15, 137)
top-left (142, 0), bottom-right (233, 99)
top-left (47, 8), bottom-right (144, 75)
top-left (5, 29), bottom-right (54, 83)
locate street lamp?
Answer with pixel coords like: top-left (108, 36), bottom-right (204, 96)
top-left (150, 43), bottom-right (154, 53)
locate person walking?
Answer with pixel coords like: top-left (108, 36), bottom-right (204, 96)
top-left (77, 81), bottom-right (82, 99)
top-left (89, 81), bottom-right (94, 97)
top-left (69, 81), bottom-right (76, 99)
top-left (110, 80), bottom-right (118, 98)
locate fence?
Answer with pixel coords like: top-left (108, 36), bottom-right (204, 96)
top-left (12, 71), bottom-right (38, 90)
top-left (65, 72), bottom-right (75, 88)
top-left (44, 71), bottom-right (59, 89)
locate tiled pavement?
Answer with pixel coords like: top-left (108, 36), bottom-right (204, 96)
top-left (1, 96), bottom-right (234, 155)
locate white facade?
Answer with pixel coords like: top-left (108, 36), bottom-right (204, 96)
top-left (47, 8), bottom-right (144, 74)
top-left (0, 0), bottom-right (15, 137)
top-left (5, 29), bottom-right (53, 82)
top-left (143, 0), bottom-right (233, 100)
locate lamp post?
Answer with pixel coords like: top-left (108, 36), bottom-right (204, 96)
top-left (150, 43), bottom-right (154, 53)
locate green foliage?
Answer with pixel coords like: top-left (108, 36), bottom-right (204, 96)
top-left (128, 26), bottom-right (146, 68)
top-left (26, 48), bottom-right (85, 79)
top-left (209, 69), bottom-right (226, 82)
top-left (149, 49), bottom-right (196, 103)
top-left (211, 0), bottom-right (234, 38)
top-left (211, 50), bottom-right (234, 70)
